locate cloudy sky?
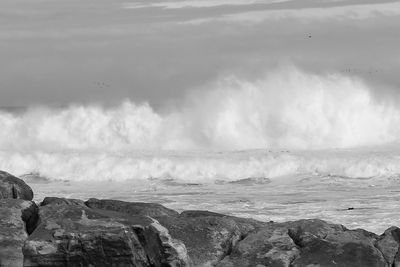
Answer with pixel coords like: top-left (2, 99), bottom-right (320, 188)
top-left (1, 0), bottom-right (400, 107)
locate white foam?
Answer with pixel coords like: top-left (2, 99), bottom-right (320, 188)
top-left (1, 67), bottom-right (400, 181)
top-left (0, 149), bottom-right (400, 182)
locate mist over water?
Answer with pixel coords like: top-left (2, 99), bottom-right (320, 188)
top-left (1, 67), bottom-right (400, 151)
top-left (1, 67), bottom-right (400, 182)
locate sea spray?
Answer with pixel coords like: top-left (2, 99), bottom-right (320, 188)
top-left (1, 67), bottom-right (399, 152)
top-left (1, 67), bottom-right (400, 181)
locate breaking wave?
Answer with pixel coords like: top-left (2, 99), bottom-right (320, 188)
top-left (1, 67), bottom-right (400, 181)
top-left (1, 67), bottom-right (400, 152)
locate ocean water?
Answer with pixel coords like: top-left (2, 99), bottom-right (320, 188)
top-left (2, 68), bottom-right (400, 234)
top-left (9, 148), bottom-right (400, 235)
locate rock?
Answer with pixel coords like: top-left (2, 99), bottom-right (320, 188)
top-left (376, 226), bottom-right (400, 266)
top-left (41, 197), bottom-right (86, 207)
top-left (217, 219), bottom-right (396, 267)
top-left (85, 198), bottom-right (180, 218)
top-left (83, 200), bottom-right (252, 265)
top-left (0, 170), bottom-right (33, 200)
top-left (287, 219), bottom-right (387, 267)
top-left (216, 226), bottom-right (299, 267)
top-left (0, 199), bottom-right (39, 267)
top-left (157, 210), bottom-right (266, 266)
top-left (23, 198), bottom-right (190, 267)
top-left (2, 192), bottom-right (397, 267)
top-left (81, 201), bottom-right (269, 266)
top-left (135, 218), bottom-right (191, 266)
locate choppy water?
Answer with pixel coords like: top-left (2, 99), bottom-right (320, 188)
top-left (19, 147), bottom-right (400, 235)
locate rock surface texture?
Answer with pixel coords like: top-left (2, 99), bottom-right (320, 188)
top-left (23, 197), bottom-right (190, 267)
top-left (0, 171), bottom-right (33, 200)
top-left (1, 170), bottom-right (400, 266)
top-left (0, 199), bottom-right (38, 267)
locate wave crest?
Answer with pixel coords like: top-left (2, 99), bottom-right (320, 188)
top-left (1, 67), bottom-right (399, 152)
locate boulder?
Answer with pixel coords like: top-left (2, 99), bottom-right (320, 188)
top-left (0, 170), bottom-right (33, 200)
top-left (0, 199), bottom-right (39, 267)
top-left (82, 200), bottom-right (264, 266)
top-left (85, 198), bottom-right (180, 218)
top-left (216, 219), bottom-right (399, 267)
top-left (23, 198), bottom-right (190, 267)
top-left (157, 210), bottom-right (266, 266)
top-left (41, 197), bottom-right (86, 207)
top-left (216, 225), bottom-right (299, 267)
top-left (84, 200), bottom-right (267, 266)
top-left (287, 219), bottom-right (387, 267)
top-left (376, 226), bottom-right (400, 266)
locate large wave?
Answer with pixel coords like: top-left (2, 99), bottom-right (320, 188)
top-left (1, 67), bottom-right (400, 181)
top-left (1, 67), bottom-right (399, 152)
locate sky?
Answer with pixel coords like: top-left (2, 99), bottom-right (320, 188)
top-left (1, 0), bottom-right (400, 108)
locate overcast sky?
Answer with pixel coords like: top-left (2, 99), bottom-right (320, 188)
top-left (1, 0), bottom-right (400, 107)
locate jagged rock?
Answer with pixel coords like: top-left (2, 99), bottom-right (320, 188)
top-left (0, 170), bottom-right (33, 200)
top-left (216, 225), bottom-right (299, 267)
top-left (80, 201), bottom-right (269, 266)
top-left (135, 218), bottom-right (191, 266)
top-left (23, 199), bottom-right (190, 267)
top-left (0, 199), bottom-right (39, 267)
top-left (41, 197), bottom-right (86, 207)
top-left (216, 219), bottom-right (400, 267)
top-left (376, 226), bottom-right (400, 266)
top-left (1, 186), bottom-right (399, 267)
top-left (85, 198), bottom-right (180, 218)
top-left (287, 219), bottom-right (387, 267)
top-left (156, 210), bottom-right (266, 266)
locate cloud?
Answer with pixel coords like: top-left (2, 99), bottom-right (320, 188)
top-left (123, 0), bottom-right (290, 9)
top-left (182, 1), bottom-right (400, 24)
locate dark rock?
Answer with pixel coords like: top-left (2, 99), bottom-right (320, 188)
top-left (216, 225), bottom-right (299, 267)
top-left (0, 170), bottom-right (34, 200)
top-left (85, 200), bottom-right (265, 266)
top-left (180, 210), bottom-right (226, 218)
top-left (0, 199), bottom-right (39, 266)
top-left (157, 210), bottom-right (266, 266)
top-left (287, 219), bottom-right (387, 267)
top-left (23, 199), bottom-right (190, 267)
top-left (41, 197), bottom-right (86, 207)
top-left (85, 198), bottom-right (179, 218)
top-left (376, 226), bottom-right (400, 266)
top-left (3, 191), bottom-right (398, 267)
top-left (134, 218), bottom-right (191, 266)
top-left (216, 219), bottom-right (396, 267)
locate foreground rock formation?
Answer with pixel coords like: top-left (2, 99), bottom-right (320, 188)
top-left (0, 171), bottom-right (33, 201)
top-left (1, 170), bottom-right (400, 266)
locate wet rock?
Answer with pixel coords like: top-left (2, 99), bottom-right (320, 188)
top-left (287, 219), bottom-right (387, 267)
top-left (85, 198), bottom-right (179, 218)
top-left (0, 170), bottom-right (33, 200)
top-left (0, 199), bottom-right (39, 267)
top-left (23, 199), bottom-right (190, 267)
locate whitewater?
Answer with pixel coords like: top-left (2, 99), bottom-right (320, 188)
top-left (2, 67), bottom-right (400, 234)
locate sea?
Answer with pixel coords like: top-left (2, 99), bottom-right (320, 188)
top-left (3, 147), bottom-right (400, 235)
top-left (2, 69), bottom-right (400, 234)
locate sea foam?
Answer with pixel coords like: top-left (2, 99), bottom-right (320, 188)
top-left (1, 67), bottom-right (400, 182)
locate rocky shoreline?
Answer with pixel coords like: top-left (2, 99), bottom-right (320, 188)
top-left (1, 170), bottom-right (400, 267)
